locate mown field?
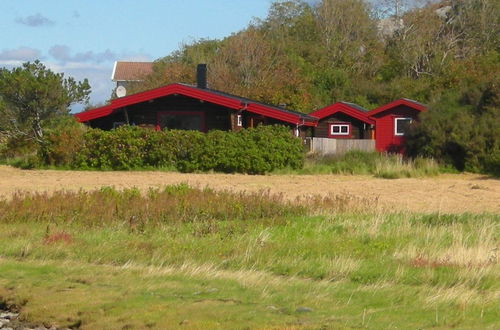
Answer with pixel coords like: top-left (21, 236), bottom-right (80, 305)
top-left (0, 165), bottom-right (498, 214)
top-left (0, 183), bottom-right (498, 329)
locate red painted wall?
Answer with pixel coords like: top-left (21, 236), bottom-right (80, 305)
top-left (371, 105), bottom-right (420, 153)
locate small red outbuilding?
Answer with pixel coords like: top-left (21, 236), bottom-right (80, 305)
top-left (309, 102), bottom-right (375, 140)
top-left (367, 98), bottom-right (426, 153)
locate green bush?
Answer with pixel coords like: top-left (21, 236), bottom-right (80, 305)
top-left (43, 125), bottom-right (304, 174)
top-left (41, 117), bottom-right (87, 167)
top-left (405, 75), bottom-right (500, 177)
top-left (0, 135), bottom-right (37, 160)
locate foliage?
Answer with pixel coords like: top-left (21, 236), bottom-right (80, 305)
top-left (405, 68), bottom-right (500, 176)
top-left (43, 125), bottom-right (304, 174)
top-left (121, 0), bottom-right (499, 174)
top-left (0, 61), bottom-right (90, 144)
top-left (40, 116), bottom-right (87, 167)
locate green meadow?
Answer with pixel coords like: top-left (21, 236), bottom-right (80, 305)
top-left (0, 186), bottom-right (498, 329)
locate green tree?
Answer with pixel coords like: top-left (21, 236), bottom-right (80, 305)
top-left (0, 60), bottom-right (90, 144)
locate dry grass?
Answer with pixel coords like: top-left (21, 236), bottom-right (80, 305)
top-left (0, 165), bottom-right (498, 214)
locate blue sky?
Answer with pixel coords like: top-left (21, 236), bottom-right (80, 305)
top-left (0, 0), bottom-right (272, 107)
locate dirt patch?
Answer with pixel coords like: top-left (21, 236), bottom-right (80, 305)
top-left (0, 166), bottom-right (498, 214)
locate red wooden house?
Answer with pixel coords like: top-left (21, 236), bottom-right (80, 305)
top-left (75, 66), bottom-right (317, 136)
top-left (309, 102), bottom-right (375, 139)
top-left (75, 64), bottom-right (427, 155)
top-left (367, 98), bottom-right (426, 152)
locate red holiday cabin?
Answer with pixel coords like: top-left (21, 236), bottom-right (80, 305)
top-left (367, 98), bottom-right (426, 153)
top-left (309, 102), bottom-right (375, 140)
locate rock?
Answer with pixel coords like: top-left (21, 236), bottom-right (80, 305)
top-left (266, 305), bottom-right (279, 311)
top-left (1, 312), bottom-right (18, 319)
top-left (295, 306), bottom-right (313, 313)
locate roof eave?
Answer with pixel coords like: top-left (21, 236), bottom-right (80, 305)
top-left (309, 103), bottom-right (374, 125)
top-left (368, 99), bottom-right (427, 117)
top-left (74, 83), bottom-right (317, 126)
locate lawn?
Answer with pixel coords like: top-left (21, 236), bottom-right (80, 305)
top-left (0, 186), bottom-right (498, 328)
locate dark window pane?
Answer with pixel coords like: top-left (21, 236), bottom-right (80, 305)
top-left (159, 112), bottom-right (203, 131)
top-left (396, 119), bottom-right (411, 135)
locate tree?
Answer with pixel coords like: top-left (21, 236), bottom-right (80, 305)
top-left (0, 60), bottom-right (90, 144)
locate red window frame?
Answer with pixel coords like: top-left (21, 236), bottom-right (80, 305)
top-left (328, 122), bottom-right (352, 138)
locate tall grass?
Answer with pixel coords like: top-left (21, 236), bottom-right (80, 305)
top-left (0, 186), bottom-right (497, 290)
top-left (0, 185), bottom-right (304, 226)
top-left (0, 185), bottom-right (377, 227)
top-left (275, 151), bottom-right (445, 178)
top-left (0, 186), bottom-right (498, 328)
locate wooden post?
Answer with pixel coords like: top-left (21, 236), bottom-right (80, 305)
top-left (230, 113), bottom-right (236, 131)
top-left (123, 108), bottom-right (130, 125)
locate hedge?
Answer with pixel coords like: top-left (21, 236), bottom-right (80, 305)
top-left (42, 125), bottom-right (305, 174)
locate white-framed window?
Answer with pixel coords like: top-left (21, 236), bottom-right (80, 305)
top-left (394, 118), bottom-right (412, 136)
top-left (330, 124), bottom-right (350, 136)
top-left (237, 114), bottom-right (242, 127)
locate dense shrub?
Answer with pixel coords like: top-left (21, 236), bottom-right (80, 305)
top-left (75, 128), bottom-right (149, 170)
top-left (43, 125), bottom-right (304, 174)
top-left (41, 116), bottom-right (87, 167)
top-left (0, 135), bottom-right (37, 160)
top-left (405, 79), bottom-right (500, 176)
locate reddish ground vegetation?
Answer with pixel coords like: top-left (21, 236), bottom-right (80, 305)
top-left (43, 232), bottom-right (73, 245)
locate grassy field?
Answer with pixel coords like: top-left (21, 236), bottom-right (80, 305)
top-left (0, 186), bottom-right (499, 329)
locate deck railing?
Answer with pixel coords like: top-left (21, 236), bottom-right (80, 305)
top-left (304, 138), bottom-right (375, 155)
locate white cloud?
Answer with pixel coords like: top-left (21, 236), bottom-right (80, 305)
top-left (49, 45), bottom-right (117, 64)
top-left (42, 62), bottom-right (114, 107)
top-left (15, 13), bottom-right (54, 27)
top-left (1, 45), bottom-right (152, 109)
top-left (0, 47), bottom-right (41, 62)
top-left (45, 45), bottom-right (153, 106)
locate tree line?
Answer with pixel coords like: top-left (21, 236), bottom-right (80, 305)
top-left (127, 0), bottom-right (499, 174)
top-left (127, 0), bottom-right (498, 111)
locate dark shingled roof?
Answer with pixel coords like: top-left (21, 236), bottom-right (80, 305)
top-left (178, 83), bottom-right (317, 121)
top-left (400, 98), bottom-right (427, 108)
top-left (339, 101), bottom-right (368, 112)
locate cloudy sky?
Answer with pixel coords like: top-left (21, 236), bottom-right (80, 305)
top-left (0, 0), bottom-right (271, 110)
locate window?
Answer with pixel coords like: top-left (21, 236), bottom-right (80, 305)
top-left (157, 111), bottom-right (204, 131)
top-left (330, 123), bottom-right (350, 136)
top-left (394, 118), bottom-right (412, 136)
